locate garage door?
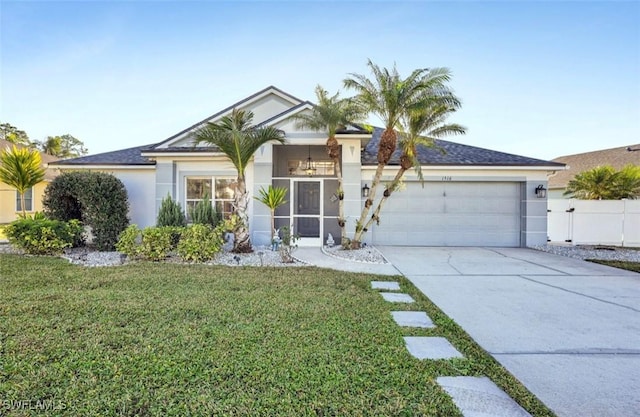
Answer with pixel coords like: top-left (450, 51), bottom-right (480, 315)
top-left (371, 182), bottom-right (521, 247)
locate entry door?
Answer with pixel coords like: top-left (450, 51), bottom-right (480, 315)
top-left (293, 180), bottom-right (322, 246)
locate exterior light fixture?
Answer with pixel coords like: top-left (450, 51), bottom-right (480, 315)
top-left (535, 184), bottom-right (547, 198)
top-left (304, 145), bottom-right (316, 176)
top-left (362, 184), bottom-right (370, 198)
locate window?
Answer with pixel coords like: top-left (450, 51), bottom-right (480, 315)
top-left (287, 160), bottom-right (335, 176)
top-left (16, 188), bottom-right (33, 212)
top-left (185, 177), bottom-right (237, 221)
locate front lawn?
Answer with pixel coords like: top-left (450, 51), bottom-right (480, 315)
top-left (0, 255), bottom-right (554, 416)
top-left (587, 259), bottom-right (640, 272)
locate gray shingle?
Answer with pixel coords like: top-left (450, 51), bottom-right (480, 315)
top-left (49, 144), bottom-right (156, 166)
top-left (362, 127), bottom-right (565, 167)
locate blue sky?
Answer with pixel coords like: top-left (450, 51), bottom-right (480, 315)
top-left (1, 1), bottom-right (638, 161)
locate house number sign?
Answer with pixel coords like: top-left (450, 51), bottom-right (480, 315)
top-left (441, 176), bottom-right (452, 181)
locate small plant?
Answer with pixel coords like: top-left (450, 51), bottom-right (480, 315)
top-left (278, 226), bottom-right (299, 263)
top-left (157, 193), bottom-right (186, 227)
top-left (177, 224), bottom-right (224, 262)
top-left (254, 185), bottom-right (288, 242)
top-left (116, 225), bottom-right (176, 261)
top-left (189, 194), bottom-right (220, 227)
top-left (115, 224), bottom-right (142, 258)
top-left (5, 217), bottom-right (83, 255)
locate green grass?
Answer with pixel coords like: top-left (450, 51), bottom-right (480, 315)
top-left (587, 259), bottom-right (640, 272)
top-left (0, 255), bottom-right (555, 416)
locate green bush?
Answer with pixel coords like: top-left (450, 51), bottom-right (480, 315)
top-left (157, 193), bottom-right (186, 227)
top-left (116, 225), bottom-right (177, 261)
top-left (43, 171), bottom-right (129, 251)
top-left (177, 224), bottom-right (224, 263)
top-left (5, 218), bottom-right (83, 255)
top-left (189, 194), bottom-right (220, 227)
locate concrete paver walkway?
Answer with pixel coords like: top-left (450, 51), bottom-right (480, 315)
top-left (379, 246), bottom-right (640, 417)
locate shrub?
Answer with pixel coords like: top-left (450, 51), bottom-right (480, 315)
top-left (157, 193), bottom-right (186, 227)
top-left (5, 218), bottom-right (83, 255)
top-left (189, 194), bottom-right (220, 227)
top-left (116, 225), bottom-right (176, 261)
top-left (177, 224), bottom-right (224, 263)
top-left (44, 171), bottom-right (129, 250)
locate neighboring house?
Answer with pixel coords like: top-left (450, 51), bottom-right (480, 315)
top-left (0, 139), bottom-right (60, 223)
top-left (50, 86), bottom-right (564, 248)
top-left (548, 144), bottom-right (640, 198)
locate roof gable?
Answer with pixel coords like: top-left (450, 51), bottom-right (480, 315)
top-left (152, 86), bottom-right (303, 149)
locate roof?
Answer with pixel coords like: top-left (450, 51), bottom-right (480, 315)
top-left (0, 139), bottom-right (60, 180)
top-left (548, 144), bottom-right (640, 188)
top-left (49, 143), bottom-right (157, 166)
top-left (362, 128), bottom-right (565, 167)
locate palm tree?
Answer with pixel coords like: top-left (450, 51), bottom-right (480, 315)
top-left (364, 102), bottom-right (466, 232)
top-left (254, 185), bottom-right (288, 242)
top-left (343, 59), bottom-right (459, 247)
top-left (292, 85), bottom-right (364, 245)
top-left (0, 145), bottom-right (46, 217)
top-left (194, 109), bottom-right (285, 252)
top-left (565, 165), bottom-right (640, 200)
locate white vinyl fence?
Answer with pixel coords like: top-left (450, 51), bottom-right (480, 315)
top-left (547, 199), bottom-right (640, 247)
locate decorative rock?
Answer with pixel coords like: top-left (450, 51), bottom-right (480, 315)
top-left (380, 292), bottom-right (415, 303)
top-left (437, 376), bottom-right (532, 417)
top-left (391, 311), bottom-right (435, 328)
top-left (404, 336), bottom-right (463, 360)
top-left (371, 281), bottom-right (401, 291)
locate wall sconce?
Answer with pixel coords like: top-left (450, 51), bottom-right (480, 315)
top-left (535, 184), bottom-right (547, 198)
top-left (362, 184), bottom-right (370, 198)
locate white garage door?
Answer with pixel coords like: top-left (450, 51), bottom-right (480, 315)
top-left (371, 181), bottom-right (521, 247)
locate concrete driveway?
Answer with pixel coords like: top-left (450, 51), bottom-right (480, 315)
top-left (378, 246), bottom-right (640, 417)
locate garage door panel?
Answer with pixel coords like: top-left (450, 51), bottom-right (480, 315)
top-left (372, 182), bottom-right (521, 247)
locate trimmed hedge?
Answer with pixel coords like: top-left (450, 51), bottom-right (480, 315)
top-left (5, 217), bottom-right (83, 255)
top-left (43, 171), bottom-right (129, 250)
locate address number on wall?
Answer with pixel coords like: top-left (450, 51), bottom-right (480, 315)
top-left (441, 176), bottom-right (452, 181)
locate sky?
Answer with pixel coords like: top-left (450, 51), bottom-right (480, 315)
top-left (1, 1), bottom-right (639, 161)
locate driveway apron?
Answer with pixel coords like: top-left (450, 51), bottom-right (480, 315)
top-left (378, 246), bottom-right (640, 417)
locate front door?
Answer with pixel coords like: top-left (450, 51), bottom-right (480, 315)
top-left (293, 180), bottom-right (321, 246)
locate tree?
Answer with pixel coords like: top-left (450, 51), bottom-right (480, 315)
top-left (0, 123), bottom-right (31, 146)
top-left (343, 59), bottom-right (460, 247)
top-left (193, 109), bottom-right (285, 252)
top-left (0, 145), bottom-right (45, 217)
top-left (254, 185), bottom-right (288, 242)
top-left (364, 102), bottom-right (466, 232)
top-left (34, 134), bottom-right (88, 158)
top-left (292, 85), bottom-right (364, 245)
top-left (564, 165), bottom-right (640, 200)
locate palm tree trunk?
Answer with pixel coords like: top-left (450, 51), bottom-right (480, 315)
top-left (270, 208), bottom-right (275, 242)
top-left (20, 192), bottom-right (26, 217)
top-left (233, 177), bottom-right (252, 253)
top-left (326, 136), bottom-right (347, 246)
top-left (362, 167), bottom-right (407, 233)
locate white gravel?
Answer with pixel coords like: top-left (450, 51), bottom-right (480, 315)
top-left (322, 245), bottom-right (388, 264)
top-left (529, 244), bottom-right (640, 262)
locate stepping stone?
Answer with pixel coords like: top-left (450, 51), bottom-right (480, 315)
top-left (380, 292), bottom-right (414, 303)
top-left (437, 376), bottom-right (532, 417)
top-left (391, 311), bottom-right (435, 328)
top-left (404, 336), bottom-right (463, 360)
top-left (371, 281), bottom-right (401, 291)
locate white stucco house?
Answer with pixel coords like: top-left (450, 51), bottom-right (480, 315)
top-left (50, 86), bottom-right (565, 248)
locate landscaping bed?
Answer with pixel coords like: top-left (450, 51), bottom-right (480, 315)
top-left (0, 255), bottom-right (555, 416)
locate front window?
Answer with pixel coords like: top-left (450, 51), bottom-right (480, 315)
top-left (185, 177), bottom-right (236, 221)
top-left (16, 188), bottom-right (33, 212)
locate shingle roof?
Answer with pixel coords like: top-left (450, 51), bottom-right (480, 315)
top-left (548, 144), bottom-right (640, 188)
top-left (362, 128), bottom-right (564, 167)
top-left (49, 144), bottom-right (157, 166)
top-left (0, 139), bottom-right (60, 180)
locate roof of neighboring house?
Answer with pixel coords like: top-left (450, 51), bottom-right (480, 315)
top-left (49, 143), bottom-right (157, 166)
top-left (0, 139), bottom-right (60, 180)
top-left (548, 144), bottom-right (640, 189)
top-left (362, 128), bottom-right (565, 167)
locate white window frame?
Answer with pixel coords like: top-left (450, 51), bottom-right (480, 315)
top-left (16, 187), bottom-right (34, 212)
top-left (184, 176), bottom-right (236, 221)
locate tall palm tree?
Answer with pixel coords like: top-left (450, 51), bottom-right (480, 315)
top-left (364, 102), bottom-right (466, 232)
top-left (194, 109), bottom-right (285, 253)
top-left (0, 145), bottom-right (45, 217)
top-left (343, 59), bottom-right (459, 247)
top-left (292, 85), bottom-right (364, 245)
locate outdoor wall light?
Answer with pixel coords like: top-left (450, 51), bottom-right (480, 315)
top-left (535, 184), bottom-right (547, 198)
top-left (362, 184), bottom-right (370, 198)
